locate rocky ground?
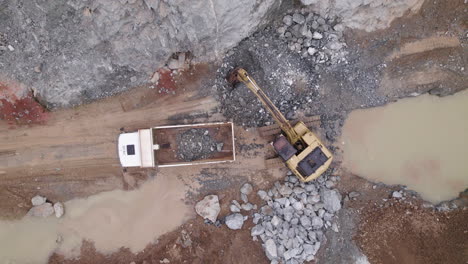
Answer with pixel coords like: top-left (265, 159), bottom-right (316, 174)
top-left (1, 0), bottom-right (467, 263)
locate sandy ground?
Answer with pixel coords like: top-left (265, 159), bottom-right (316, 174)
top-left (0, 0), bottom-right (467, 263)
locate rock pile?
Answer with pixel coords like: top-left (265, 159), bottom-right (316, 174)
top-left (176, 128), bottom-right (223, 162)
top-left (225, 183), bottom-right (257, 230)
top-left (27, 195), bottom-right (64, 218)
top-left (277, 10), bottom-right (347, 65)
top-left (250, 172), bottom-right (342, 263)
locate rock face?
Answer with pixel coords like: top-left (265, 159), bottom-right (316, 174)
top-left (300, 0), bottom-right (424, 32)
top-left (0, 0), bottom-right (281, 108)
top-left (27, 203), bottom-right (55, 218)
top-left (195, 195), bottom-right (221, 222)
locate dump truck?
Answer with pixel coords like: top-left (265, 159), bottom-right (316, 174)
top-left (118, 122), bottom-right (235, 168)
top-left (228, 68), bottom-right (333, 182)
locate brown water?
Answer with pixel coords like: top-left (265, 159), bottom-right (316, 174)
top-left (341, 90), bottom-right (468, 203)
top-left (0, 174), bottom-right (192, 264)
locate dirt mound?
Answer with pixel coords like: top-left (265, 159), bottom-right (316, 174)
top-left (176, 128), bottom-right (221, 162)
top-left (356, 202), bottom-right (468, 264)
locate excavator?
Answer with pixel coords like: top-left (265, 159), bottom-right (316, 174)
top-left (227, 68), bottom-right (333, 182)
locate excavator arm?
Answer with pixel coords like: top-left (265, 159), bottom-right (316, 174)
top-left (228, 68), bottom-right (301, 144)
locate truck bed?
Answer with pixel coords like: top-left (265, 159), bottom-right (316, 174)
top-left (153, 122), bottom-right (235, 166)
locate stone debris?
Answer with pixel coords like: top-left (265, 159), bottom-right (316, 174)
top-left (195, 195), bottom-right (221, 222)
top-left (27, 202), bottom-right (55, 218)
top-left (31, 195), bottom-right (47, 206)
top-left (225, 213), bottom-right (245, 230)
top-left (245, 172), bottom-right (342, 263)
top-left (278, 10), bottom-right (347, 64)
top-left (392, 191), bottom-right (403, 199)
top-left (53, 202), bottom-right (64, 218)
top-left (176, 128), bottom-right (221, 162)
top-left (240, 183), bottom-right (253, 195)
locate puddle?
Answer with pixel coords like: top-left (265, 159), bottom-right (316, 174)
top-left (341, 90), bottom-right (468, 203)
top-left (0, 174), bottom-right (192, 264)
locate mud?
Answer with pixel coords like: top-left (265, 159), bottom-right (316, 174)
top-left (176, 128), bottom-right (222, 162)
top-left (0, 174), bottom-right (192, 264)
top-left (341, 90), bottom-right (468, 203)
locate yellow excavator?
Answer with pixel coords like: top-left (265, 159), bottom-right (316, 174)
top-left (227, 68), bottom-right (333, 182)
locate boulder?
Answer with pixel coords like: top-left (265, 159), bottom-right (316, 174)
top-left (321, 189), bottom-right (342, 212)
top-left (264, 239), bottom-right (278, 260)
top-left (195, 195), bottom-right (220, 222)
top-left (225, 213), bottom-right (245, 230)
top-left (27, 203), bottom-right (54, 218)
top-left (31, 195), bottom-right (46, 206)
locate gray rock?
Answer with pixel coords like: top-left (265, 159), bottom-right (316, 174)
top-left (300, 215), bottom-right (311, 227)
top-left (279, 185), bottom-right (293, 196)
top-left (241, 203), bottom-right (253, 211)
top-left (230, 204), bottom-right (241, 213)
top-left (31, 195), bottom-right (47, 206)
top-left (392, 191), bottom-right (403, 198)
top-left (258, 190), bottom-right (268, 200)
top-left (265, 239), bottom-right (278, 260)
top-left (312, 32), bottom-right (323, 39)
top-left (291, 218), bottom-right (299, 225)
top-left (303, 243), bottom-right (314, 255)
top-left (277, 26), bottom-right (287, 35)
top-left (307, 47), bottom-right (317, 56)
top-left (241, 193), bottom-right (249, 203)
top-left (232, 199), bottom-right (241, 207)
top-left (321, 189), bottom-right (342, 212)
top-left (283, 15), bottom-right (293, 26)
top-left (261, 205), bottom-right (275, 216)
top-left (292, 201), bottom-right (304, 211)
top-left (293, 187), bottom-right (305, 194)
top-left (195, 195), bottom-right (220, 222)
top-left (283, 248), bottom-right (299, 261)
top-left (27, 203), bottom-right (54, 218)
top-left (317, 17), bottom-right (326, 25)
top-left (271, 215), bottom-right (281, 227)
top-left (311, 216), bottom-right (323, 228)
top-left (349, 191), bottom-right (361, 198)
top-left (53, 202), bottom-right (64, 218)
top-left (325, 180), bottom-right (334, 188)
top-left (225, 213), bottom-right (245, 230)
top-left (251, 224), bottom-right (265, 236)
top-left (253, 213), bottom-right (262, 224)
top-left (331, 222), bottom-right (339, 232)
top-left (240, 183), bottom-right (253, 195)
top-left (292, 13), bottom-right (305, 24)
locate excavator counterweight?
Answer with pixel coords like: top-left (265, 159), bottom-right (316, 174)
top-left (227, 68), bottom-right (333, 182)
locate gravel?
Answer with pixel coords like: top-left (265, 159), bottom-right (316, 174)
top-left (176, 128), bottom-right (221, 162)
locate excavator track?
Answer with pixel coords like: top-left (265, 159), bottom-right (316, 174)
top-left (258, 115), bottom-right (321, 138)
top-left (264, 157), bottom-right (285, 169)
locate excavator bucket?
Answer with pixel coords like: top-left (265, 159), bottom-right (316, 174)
top-left (226, 67), bottom-right (242, 85)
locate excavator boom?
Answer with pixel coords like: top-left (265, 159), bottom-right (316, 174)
top-left (228, 68), bottom-right (300, 143)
